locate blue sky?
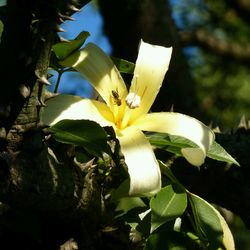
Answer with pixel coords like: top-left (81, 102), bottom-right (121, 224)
top-left (48, 2), bottom-right (111, 97)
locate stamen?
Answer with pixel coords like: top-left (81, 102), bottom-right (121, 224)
top-left (125, 92), bottom-right (141, 109)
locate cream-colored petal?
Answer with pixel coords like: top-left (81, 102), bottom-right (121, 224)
top-left (133, 112), bottom-right (215, 167)
top-left (181, 148), bottom-right (207, 167)
top-left (41, 94), bottom-right (114, 127)
top-left (117, 126), bottom-right (161, 196)
top-left (128, 40), bottom-right (172, 123)
top-left (61, 43), bottom-right (128, 112)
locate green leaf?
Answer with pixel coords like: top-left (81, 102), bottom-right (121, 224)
top-left (115, 197), bottom-right (147, 217)
top-left (150, 184), bottom-right (187, 233)
top-left (49, 119), bottom-right (108, 157)
top-left (110, 56), bottom-right (135, 74)
top-left (147, 132), bottom-right (197, 156)
top-left (114, 196), bottom-right (150, 234)
top-left (145, 223), bottom-right (193, 250)
top-left (207, 141), bottom-right (240, 166)
top-left (188, 192), bottom-right (235, 249)
top-left (52, 31), bottom-right (90, 61)
top-left (147, 132), bottom-right (240, 166)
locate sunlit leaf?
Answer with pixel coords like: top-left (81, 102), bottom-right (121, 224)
top-left (147, 132), bottom-right (239, 166)
top-left (150, 184), bottom-right (187, 233)
top-left (49, 119), bottom-right (108, 157)
top-left (110, 56), bottom-right (135, 74)
top-left (188, 192), bottom-right (235, 250)
top-left (147, 132), bottom-right (197, 156)
top-left (52, 31), bottom-right (90, 61)
top-left (207, 141), bottom-right (240, 166)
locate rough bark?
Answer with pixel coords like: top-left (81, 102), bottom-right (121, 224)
top-left (0, 1), bottom-right (104, 249)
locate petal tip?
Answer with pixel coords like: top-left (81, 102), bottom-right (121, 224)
top-left (181, 147), bottom-right (205, 167)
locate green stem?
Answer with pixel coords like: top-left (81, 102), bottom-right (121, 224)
top-left (54, 70), bottom-right (63, 93)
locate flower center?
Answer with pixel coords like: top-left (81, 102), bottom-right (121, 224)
top-left (125, 92), bottom-right (141, 109)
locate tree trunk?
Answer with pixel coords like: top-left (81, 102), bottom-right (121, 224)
top-left (0, 1), bottom-right (103, 249)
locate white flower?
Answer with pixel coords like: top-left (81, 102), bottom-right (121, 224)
top-left (41, 40), bottom-right (214, 196)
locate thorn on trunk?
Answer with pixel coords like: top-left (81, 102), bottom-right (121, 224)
top-left (37, 76), bottom-right (51, 86)
top-left (170, 104), bottom-right (174, 112)
top-left (44, 90), bottom-right (59, 102)
top-left (238, 115), bottom-right (248, 129)
top-left (68, 4), bottom-right (80, 12)
top-left (54, 24), bottom-right (66, 33)
top-left (19, 84), bottom-right (31, 99)
top-left (58, 12), bottom-right (75, 21)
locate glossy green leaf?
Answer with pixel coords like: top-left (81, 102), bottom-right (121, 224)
top-left (188, 192), bottom-right (235, 250)
top-left (110, 56), bottom-right (135, 74)
top-left (147, 132), bottom-right (197, 156)
top-left (150, 184), bottom-right (187, 233)
top-left (147, 132), bottom-right (239, 166)
top-left (49, 119), bottom-right (108, 157)
top-left (52, 31), bottom-right (90, 61)
top-left (207, 141), bottom-right (240, 166)
top-left (115, 197), bottom-right (147, 217)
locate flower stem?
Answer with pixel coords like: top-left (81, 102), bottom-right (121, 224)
top-left (54, 69), bottom-right (63, 93)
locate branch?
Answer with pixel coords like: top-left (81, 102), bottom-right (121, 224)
top-left (179, 29), bottom-right (250, 61)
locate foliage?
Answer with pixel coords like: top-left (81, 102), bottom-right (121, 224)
top-left (171, 0), bottom-right (250, 129)
top-left (47, 74), bottom-right (237, 248)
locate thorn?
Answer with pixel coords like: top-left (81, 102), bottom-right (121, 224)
top-left (58, 12), bottom-right (75, 21)
top-left (59, 17), bottom-right (65, 23)
top-left (44, 90), bottom-right (59, 102)
top-left (59, 36), bottom-right (69, 42)
top-left (213, 126), bottom-right (221, 133)
top-left (37, 76), bottom-right (51, 86)
top-left (74, 157), bottom-right (96, 172)
top-left (19, 84), bottom-right (30, 98)
top-left (238, 115), bottom-right (247, 129)
top-left (170, 104), bottom-right (174, 112)
top-left (54, 24), bottom-right (66, 32)
top-left (68, 4), bottom-right (80, 12)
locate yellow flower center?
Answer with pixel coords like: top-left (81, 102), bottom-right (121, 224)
top-left (111, 91), bottom-right (141, 130)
